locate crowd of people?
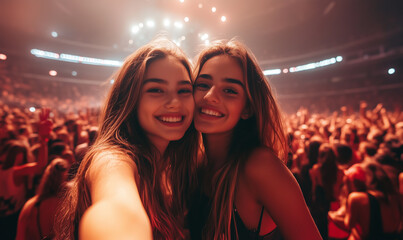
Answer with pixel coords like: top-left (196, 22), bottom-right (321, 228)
top-left (0, 38), bottom-right (402, 240)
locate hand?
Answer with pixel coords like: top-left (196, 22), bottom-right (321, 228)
top-left (38, 108), bottom-right (53, 140)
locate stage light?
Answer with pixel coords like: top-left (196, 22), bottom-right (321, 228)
top-left (131, 25), bottom-right (140, 34)
top-left (0, 53), bottom-right (6, 60)
top-left (146, 20), bottom-right (155, 28)
top-left (128, 39), bottom-right (133, 44)
top-left (336, 56), bottom-right (343, 62)
top-left (72, 71), bottom-right (77, 76)
top-left (204, 40), bottom-right (210, 46)
top-left (51, 31), bottom-right (58, 38)
top-left (174, 21), bottom-right (183, 28)
top-left (110, 79), bottom-right (115, 84)
top-left (221, 16), bottom-right (227, 22)
top-left (198, 3), bottom-right (203, 8)
top-left (263, 69), bottom-right (281, 76)
top-left (201, 33), bottom-right (209, 40)
top-left (163, 19), bottom-right (170, 27)
top-left (212, 7), bottom-right (216, 13)
top-left (388, 68), bottom-right (395, 75)
top-left (283, 68), bottom-right (289, 73)
top-left (29, 107), bottom-right (36, 113)
top-left (49, 70), bottom-right (57, 76)
top-left (179, 0), bottom-right (184, 3)
top-left (184, 17), bottom-right (189, 22)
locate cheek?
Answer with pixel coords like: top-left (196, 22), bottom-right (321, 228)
top-left (193, 91), bottom-right (205, 104)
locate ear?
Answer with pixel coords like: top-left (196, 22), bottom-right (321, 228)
top-left (241, 105), bottom-right (252, 120)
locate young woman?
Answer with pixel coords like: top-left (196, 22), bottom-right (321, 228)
top-left (344, 162), bottom-right (402, 240)
top-left (309, 143), bottom-right (345, 239)
top-left (187, 40), bottom-right (321, 240)
top-left (55, 39), bottom-right (199, 240)
top-left (16, 158), bottom-right (70, 240)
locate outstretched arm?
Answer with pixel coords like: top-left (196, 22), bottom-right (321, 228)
top-left (245, 148), bottom-right (322, 240)
top-left (79, 153), bottom-right (152, 240)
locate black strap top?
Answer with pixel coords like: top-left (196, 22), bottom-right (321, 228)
top-left (231, 206), bottom-right (284, 240)
top-left (367, 192), bottom-right (400, 240)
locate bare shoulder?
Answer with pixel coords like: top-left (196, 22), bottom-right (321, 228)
top-left (242, 147), bottom-right (299, 199)
top-left (348, 192), bottom-right (368, 204)
top-left (243, 147), bottom-right (291, 184)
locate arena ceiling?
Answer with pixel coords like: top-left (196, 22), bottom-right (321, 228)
top-left (0, 0), bottom-right (402, 79)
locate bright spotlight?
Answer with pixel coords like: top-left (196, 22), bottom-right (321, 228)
top-left (131, 25), bottom-right (140, 34)
top-left (184, 17), bottom-right (189, 22)
top-left (221, 16), bottom-right (227, 22)
top-left (146, 20), bottom-right (155, 28)
top-left (174, 21), bottom-right (183, 28)
top-left (29, 107), bottom-right (36, 113)
top-left (204, 40), bottom-right (210, 46)
top-left (212, 7), bottom-right (216, 13)
top-left (51, 31), bottom-right (58, 38)
top-left (201, 33), bottom-right (209, 41)
top-left (0, 53), bottom-right (7, 60)
top-left (72, 71), bottom-right (77, 76)
top-left (283, 68), bottom-right (289, 73)
top-left (49, 70), bottom-right (57, 76)
top-left (336, 56), bottom-right (343, 62)
top-left (163, 19), bottom-right (170, 27)
top-left (110, 79), bottom-right (115, 84)
top-left (388, 68), bottom-right (395, 75)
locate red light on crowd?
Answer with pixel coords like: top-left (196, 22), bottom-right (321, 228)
top-left (49, 70), bottom-right (57, 76)
top-left (0, 53), bottom-right (7, 60)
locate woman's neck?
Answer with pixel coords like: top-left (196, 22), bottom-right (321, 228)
top-left (203, 132), bottom-right (232, 170)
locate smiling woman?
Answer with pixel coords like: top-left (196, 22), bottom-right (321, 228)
top-left (187, 39), bottom-right (322, 240)
top-left (54, 38), bottom-right (199, 240)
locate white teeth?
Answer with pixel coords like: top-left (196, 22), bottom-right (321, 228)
top-left (201, 108), bottom-right (222, 117)
top-left (160, 116), bottom-right (182, 122)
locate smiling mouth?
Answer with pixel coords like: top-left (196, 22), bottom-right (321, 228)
top-left (156, 115), bottom-right (184, 123)
top-left (200, 108), bottom-right (224, 117)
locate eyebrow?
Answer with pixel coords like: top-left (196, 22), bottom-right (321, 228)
top-left (143, 78), bottom-right (191, 86)
top-left (197, 74), bottom-right (244, 87)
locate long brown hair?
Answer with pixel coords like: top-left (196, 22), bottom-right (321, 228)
top-left (55, 38), bottom-right (199, 239)
top-left (193, 39), bottom-right (288, 239)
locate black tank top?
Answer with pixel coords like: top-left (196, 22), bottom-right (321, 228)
top-left (231, 206), bottom-right (284, 240)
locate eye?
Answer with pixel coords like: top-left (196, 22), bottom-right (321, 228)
top-left (195, 83), bottom-right (210, 91)
top-left (146, 88), bottom-right (164, 93)
top-left (178, 88), bottom-right (192, 94)
top-left (223, 88), bottom-right (238, 95)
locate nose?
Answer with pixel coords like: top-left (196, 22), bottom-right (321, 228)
top-left (203, 86), bottom-right (219, 103)
top-left (165, 93), bottom-right (181, 110)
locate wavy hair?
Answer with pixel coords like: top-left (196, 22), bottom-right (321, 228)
top-left (193, 39), bottom-right (288, 239)
top-left (35, 158), bottom-right (69, 203)
top-left (55, 38), bottom-right (199, 239)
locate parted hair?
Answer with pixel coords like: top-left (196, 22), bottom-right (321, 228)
top-left (55, 38), bottom-right (199, 240)
top-left (193, 39), bottom-right (288, 239)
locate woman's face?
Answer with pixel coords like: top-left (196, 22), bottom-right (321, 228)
top-left (137, 56), bottom-right (194, 149)
top-left (193, 55), bottom-right (248, 135)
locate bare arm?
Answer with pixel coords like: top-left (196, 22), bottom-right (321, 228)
top-left (14, 109), bottom-right (51, 177)
top-left (16, 197), bottom-right (36, 240)
top-left (79, 153), bottom-right (152, 240)
top-left (245, 148), bottom-right (322, 240)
